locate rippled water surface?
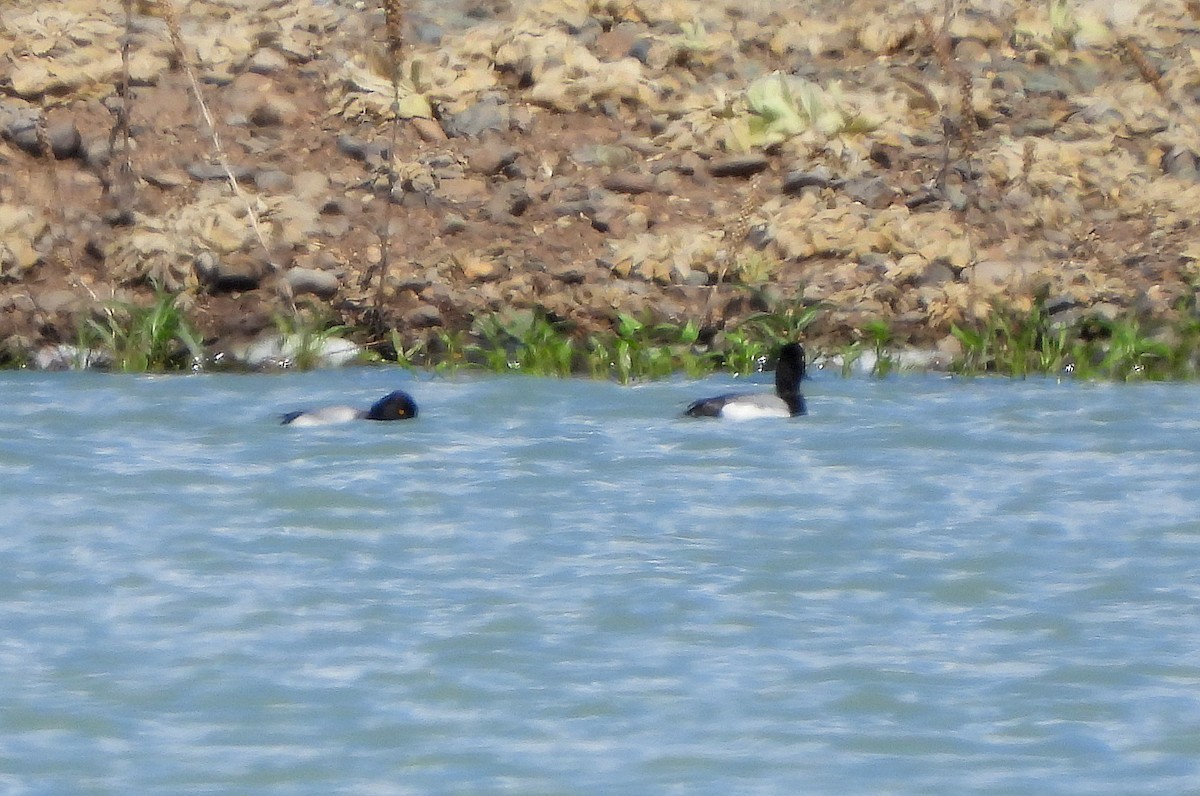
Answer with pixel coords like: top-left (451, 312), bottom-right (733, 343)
top-left (2, 369), bottom-right (1199, 794)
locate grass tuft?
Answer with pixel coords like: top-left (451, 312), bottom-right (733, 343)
top-left (80, 288), bottom-right (204, 372)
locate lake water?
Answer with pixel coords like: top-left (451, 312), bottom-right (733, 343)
top-left (1, 368), bottom-right (1199, 794)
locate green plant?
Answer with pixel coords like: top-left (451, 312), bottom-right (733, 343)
top-left (861, 319), bottom-right (896, 378)
top-left (731, 252), bottom-right (781, 286)
top-left (950, 295), bottom-right (1068, 378)
top-left (1049, 0), bottom-right (1079, 49)
top-left (1091, 318), bottom-right (1172, 381)
top-left (838, 342), bottom-right (865, 378)
top-left (741, 301), bottom-right (823, 346)
top-left (468, 309), bottom-right (578, 376)
top-left (740, 72), bottom-right (878, 148)
top-left (719, 328), bottom-right (770, 375)
top-left (82, 288), bottom-right (203, 372)
top-left (431, 329), bottom-right (469, 373)
top-left (388, 329), bottom-right (427, 369)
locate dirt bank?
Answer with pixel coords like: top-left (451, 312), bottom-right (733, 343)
top-left (2, 0), bottom-right (1199, 368)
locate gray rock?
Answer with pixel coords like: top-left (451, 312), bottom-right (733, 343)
top-left (2, 108), bottom-right (41, 155)
top-left (46, 118), bottom-right (81, 159)
top-left (601, 172), bottom-right (656, 195)
top-left (905, 188), bottom-right (941, 210)
top-left (549, 260), bottom-right (588, 284)
top-left (413, 21), bottom-right (444, 45)
top-left (81, 137), bottom-right (112, 169)
top-left (238, 334), bottom-right (360, 369)
top-left (442, 96), bottom-right (508, 138)
top-left (4, 115), bottom-right (41, 156)
top-left (34, 344), bottom-right (107, 371)
top-left (918, 261), bottom-right (956, 286)
top-left (402, 304), bottom-right (443, 328)
top-left (187, 162), bottom-right (254, 183)
top-left (841, 176), bottom-right (896, 209)
top-left (284, 266), bottom-right (340, 298)
top-left (1013, 118), bottom-right (1055, 137)
top-left (144, 169), bottom-right (190, 189)
top-left (34, 289), bottom-right (82, 315)
top-left (254, 169), bottom-right (293, 192)
top-left (441, 214), bottom-right (469, 235)
top-left (292, 171), bottom-right (330, 198)
top-left (781, 167), bottom-right (834, 194)
top-left (708, 154), bottom-right (769, 178)
top-left (247, 47), bottom-right (289, 75)
top-left (1162, 147), bottom-right (1200, 181)
top-left (336, 134), bottom-right (368, 160)
top-left (970, 259), bottom-right (1034, 286)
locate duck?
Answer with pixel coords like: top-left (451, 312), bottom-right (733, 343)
top-left (281, 389), bottom-right (418, 426)
top-left (685, 343), bottom-right (806, 419)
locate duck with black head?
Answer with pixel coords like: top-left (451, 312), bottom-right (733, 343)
top-left (281, 390), bottom-right (418, 427)
top-left (684, 343), bottom-right (806, 419)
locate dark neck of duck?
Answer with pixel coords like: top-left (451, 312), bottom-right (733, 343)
top-left (775, 343), bottom-right (806, 416)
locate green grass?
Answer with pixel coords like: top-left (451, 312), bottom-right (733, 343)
top-left (380, 303), bottom-right (820, 382)
top-left (26, 286), bottom-right (1200, 383)
top-left (949, 295), bottom-right (1200, 381)
top-left (80, 288), bottom-right (203, 372)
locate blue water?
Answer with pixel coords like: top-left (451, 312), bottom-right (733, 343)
top-left (1, 369), bottom-right (1199, 794)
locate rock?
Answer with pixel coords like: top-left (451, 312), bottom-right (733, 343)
top-left (1, 106), bottom-right (41, 156)
top-left (81, 138), bottom-right (112, 170)
top-left (781, 167), bottom-right (834, 193)
top-left (144, 169), bottom-right (190, 189)
top-left (248, 96), bottom-right (298, 127)
top-left (254, 169), bottom-right (293, 192)
top-left (247, 47), bottom-right (289, 75)
top-left (968, 260), bottom-right (1036, 289)
top-left (905, 188), bottom-right (941, 210)
top-left (34, 345), bottom-right (106, 371)
top-left (549, 259), bottom-right (588, 284)
top-left (284, 267), bottom-right (340, 298)
top-left (919, 261), bottom-right (956, 286)
top-left (457, 252), bottom-right (501, 281)
top-left (841, 176), bottom-right (896, 208)
top-left (33, 289), bottom-right (83, 316)
top-left (402, 304), bottom-right (443, 328)
top-left (239, 335), bottom-right (360, 369)
top-left (1013, 119), bottom-right (1055, 137)
top-left (195, 252), bottom-right (263, 293)
top-left (953, 38), bottom-right (991, 64)
top-left (708, 154), bottom-right (770, 178)
top-left (601, 172), bottom-right (656, 195)
top-left (187, 162), bottom-right (254, 183)
top-left (336, 134), bottom-right (368, 160)
top-left (466, 144), bottom-right (519, 176)
top-left (292, 171), bottom-right (330, 199)
top-left (410, 118), bottom-right (448, 143)
top-left (46, 118), bottom-right (81, 159)
top-left (1162, 147), bottom-right (1200, 181)
top-left (413, 21), bottom-right (444, 45)
top-left (442, 96), bottom-right (508, 138)
top-left (437, 177), bottom-right (490, 205)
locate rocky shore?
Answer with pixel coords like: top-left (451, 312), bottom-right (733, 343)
top-left (2, 0), bottom-right (1199, 369)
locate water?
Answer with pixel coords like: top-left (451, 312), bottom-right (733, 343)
top-left (1, 369), bottom-right (1199, 794)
